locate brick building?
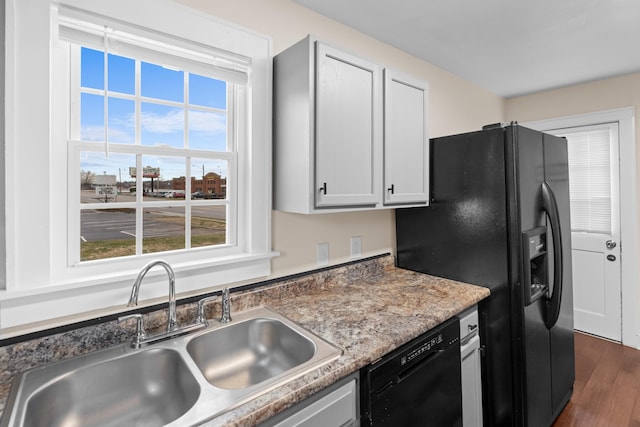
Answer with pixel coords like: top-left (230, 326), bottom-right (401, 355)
top-left (172, 172), bottom-right (226, 198)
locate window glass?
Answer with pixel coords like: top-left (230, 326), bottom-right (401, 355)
top-left (141, 62), bottom-right (184, 102)
top-left (108, 97), bottom-right (135, 143)
top-left (81, 47), bottom-right (104, 90)
top-left (80, 93), bottom-right (104, 141)
top-left (81, 209), bottom-right (137, 261)
top-left (143, 207), bottom-right (186, 254)
top-left (79, 152), bottom-right (136, 204)
top-left (189, 74), bottom-right (226, 109)
top-left (108, 53), bottom-right (135, 95)
top-left (188, 110), bottom-right (227, 151)
top-left (141, 102), bottom-right (184, 147)
top-left (140, 155), bottom-right (185, 197)
top-left (190, 158), bottom-right (228, 199)
top-left (191, 206), bottom-right (227, 248)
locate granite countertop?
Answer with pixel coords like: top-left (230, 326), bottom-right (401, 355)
top-left (0, 257), bottom-right (490, 426)
top-left (202, 262), bottom-right (490, 426)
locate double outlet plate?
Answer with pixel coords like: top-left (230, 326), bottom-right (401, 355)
top-left (317, 237), bottom-right (362, 266)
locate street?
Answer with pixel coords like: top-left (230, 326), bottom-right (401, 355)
top-left (80, 193), bottom-right (226, 242)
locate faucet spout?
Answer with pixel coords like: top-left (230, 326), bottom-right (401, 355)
top-left (128, 260), bottom-right (177, 332)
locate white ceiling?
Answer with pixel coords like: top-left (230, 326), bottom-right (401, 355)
top-left (294, 0), bottom-right (640, 98)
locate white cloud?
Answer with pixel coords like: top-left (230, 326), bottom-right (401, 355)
top-left (141, 109), bottom-right (184, 134)
top-left (82, 108), bottom-right (227, 141)
top-left (81, 126), bottom-right (134, 143)
top-left (189, 110), bottom-right (226, 134)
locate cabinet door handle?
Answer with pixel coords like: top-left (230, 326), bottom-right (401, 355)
top-left (320, 182), bottom-right (327, 195)
top-left (388, 184), bottom-right (395, 194)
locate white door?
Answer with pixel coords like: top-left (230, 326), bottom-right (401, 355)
top-left (383, 69), bottom-right (429, 205)
top-left (548, 123), bottom-right (621, 341)
top-left (315, 42), bottom-right (380, 208)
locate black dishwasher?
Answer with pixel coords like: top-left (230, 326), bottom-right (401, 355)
top-left (360, 317), bottom-right (462, 426)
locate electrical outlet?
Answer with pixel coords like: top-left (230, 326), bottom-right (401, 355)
top-left (317, 242), bottom-right (329, 266)
top-left (351, 236), bottom-right (362, 258)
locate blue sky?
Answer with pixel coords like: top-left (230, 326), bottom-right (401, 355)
top-left (79, 47), bottom-right (228, 182)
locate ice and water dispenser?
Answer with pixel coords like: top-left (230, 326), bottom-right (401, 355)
top-left (522, 226), bottom-right (549, 305)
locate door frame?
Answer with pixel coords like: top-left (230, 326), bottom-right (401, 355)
top-left (525, 107), bottom-right (639, 348)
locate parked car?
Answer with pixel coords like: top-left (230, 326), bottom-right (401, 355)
top-left (164, 190), bottom-right (186, 198)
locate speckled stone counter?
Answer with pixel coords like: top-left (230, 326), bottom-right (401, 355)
top-left (0, 256), bottom-right (489, 425)
top-left (199, 258), bottom-right (490, 426)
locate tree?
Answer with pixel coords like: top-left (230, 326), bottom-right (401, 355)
top-left (80, 170), bottom-right (96, 189)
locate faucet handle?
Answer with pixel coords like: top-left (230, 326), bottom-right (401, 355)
top-left (196, 295), bottom-right (219, 325)
top-left (221, 288), bottom-right (232, 324)
top-left (119, 313), bottom-right (147, 348)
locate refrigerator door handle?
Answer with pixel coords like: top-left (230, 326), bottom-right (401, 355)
top-left (541, 181), bottom-right (563, 329)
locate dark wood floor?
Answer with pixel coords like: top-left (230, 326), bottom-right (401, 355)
top-left (553, 332), bottom-right (640, 427)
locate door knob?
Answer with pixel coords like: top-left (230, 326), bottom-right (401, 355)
top-left (607, 254), bottom-right (616, 262)
top-left (606, 240), bottom-right (617, 249)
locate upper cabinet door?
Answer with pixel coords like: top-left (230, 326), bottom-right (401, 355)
top-left (315, 43), bottom-right (381, 208)
top-left (383, 69), bottom-right (429, 206)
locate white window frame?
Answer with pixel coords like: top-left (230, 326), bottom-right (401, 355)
top-left (1, 0), bottom-right (275, 329)
top-left (67, 41), bottom-right (239, 264)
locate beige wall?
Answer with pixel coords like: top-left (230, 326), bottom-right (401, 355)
top-left (507, 72), bottom-right (640, 234)
top-left (507, 72), bottom-right (640, 124)
top-left (177, 0), bottom-right (505, 278)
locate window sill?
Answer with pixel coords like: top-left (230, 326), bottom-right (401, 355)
top-left (0, 251), bottom-right (279, 329)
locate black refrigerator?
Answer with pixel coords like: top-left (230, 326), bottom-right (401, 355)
top-left (396, 123), bottom-right (574, 427)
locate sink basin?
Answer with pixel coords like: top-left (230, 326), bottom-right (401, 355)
top-left (1, 306), bottom-right (341, 427)
top-left (7, 348), bottom-right (199, 427)
top-left (187, 318), bottom-right (316, 389)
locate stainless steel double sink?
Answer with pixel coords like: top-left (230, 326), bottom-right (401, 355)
top-left (1, 306), bottom-right (342, 427)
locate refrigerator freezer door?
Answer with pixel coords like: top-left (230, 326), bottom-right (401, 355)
top-left (512, 126), bottom-right (554, 427)
top-left (543, 133), bottom-right (575, 418)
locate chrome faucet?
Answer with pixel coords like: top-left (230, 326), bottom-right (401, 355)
top-left (220, 287), bottom-right (232, 323)
top-left (127, 260), bottom-right (178, 333)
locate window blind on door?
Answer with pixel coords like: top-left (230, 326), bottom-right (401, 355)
top-left (564, 127), bottom-right (613, 234)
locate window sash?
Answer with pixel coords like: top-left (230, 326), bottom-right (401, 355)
top-left (67, 37), bottom-right (240, 264)
top-left (68, 141), bottom-right (237, 265)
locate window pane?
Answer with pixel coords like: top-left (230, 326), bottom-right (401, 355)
top-left (108, 97), bottom-right (135, 143)
top-left (80, 152), bottom-right (137, 204)
top-left (566, 128), bottom-right (612, 234)
top-left (80, 209), bottom-right (136, 261)
top-left (81, 93), bottom-right (104, 141)
top-left (141, 155), bottom-right (185, 197)
top-left (141, 103), bottom-right (184, 147)
top-left (143, 207), bottom-right (185, 254)
top-left (141, 62), bottom-right (184, 102)
top-left (191, 206), bottom-right (227, 248)
top-left (189, 74), bottom-right (226, 109)
top-left (190, 159), bottom-right (228, 199)
top-left (108, 53), bottom-right (135, 95)
top-left (188, 110), bottom-right (227, 151)
top-left (81, 47), bottom-right (104, 90)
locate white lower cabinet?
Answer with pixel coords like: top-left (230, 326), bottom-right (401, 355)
top-left (260, 373), bottom-right (359, 427)
top-left (460, 307), bottom-right (483, 427)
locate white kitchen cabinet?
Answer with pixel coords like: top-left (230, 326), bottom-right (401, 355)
top-left (273, 35), bottom-right (381, 213)
top-left (273, 35), bottom-right (428, 214)
top-left (460, 306), bottom-right (483, 427)
top-left (383, 69), bottom-right (429, 205)
top-left (260, 373), bottom-right (359, 427)
top-left (315, 43), bottom-right (380, 208)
